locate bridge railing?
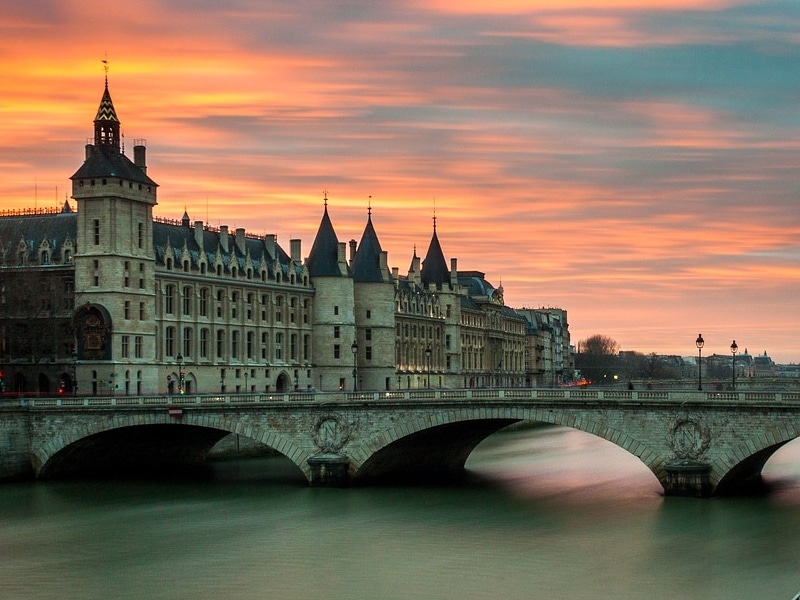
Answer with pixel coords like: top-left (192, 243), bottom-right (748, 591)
top-left (15, 387), bottom-right (800, 409)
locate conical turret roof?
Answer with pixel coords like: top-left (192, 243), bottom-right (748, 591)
top-left (306, 202), bottom-right (345, 277)
top-left (352, 208), bottom-right (386, 282)
top-left (420, 217), bottom-right (449, 286)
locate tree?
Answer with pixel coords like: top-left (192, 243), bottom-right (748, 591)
top-left (575, 334), bottom-right (619, 385)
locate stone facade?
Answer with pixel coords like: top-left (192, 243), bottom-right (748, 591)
top-left (0, 79), bottom-right (571, 394)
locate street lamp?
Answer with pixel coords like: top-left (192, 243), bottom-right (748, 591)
top-left (351, 340), bottom-right (358, 391)
top-left (425, 345), bottom-right (432, 388)
top-left (695, 334), bottom-right (704, 391)
top-left (177, 353), bottom-right (184, 394)
top-left (730, 340), bottom-right (738, 390)
top-left (71, 347), bottom-right (78, 395)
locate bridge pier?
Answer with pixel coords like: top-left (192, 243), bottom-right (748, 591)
top-left (663, 460), bottom-right (713, 498)
top-left (307, 452), bottom-right (351, 487)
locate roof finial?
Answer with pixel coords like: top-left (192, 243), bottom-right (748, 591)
top-left (102, 53), bottom-right (109, 86)
top-left (323, 188), bottom-right (328, 207)
top-left (368, 195), bottom-right (372, 216)
top-left (432, 197), bottom-right (437, 231)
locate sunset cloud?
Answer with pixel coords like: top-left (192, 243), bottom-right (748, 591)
top-left (1, 0), bottom-right (799, 360)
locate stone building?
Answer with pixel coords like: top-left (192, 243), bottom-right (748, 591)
top-left (0, 79), bottom-right (570, 394)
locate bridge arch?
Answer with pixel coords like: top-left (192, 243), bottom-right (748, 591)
top-left (350, 406), bottom-right (663, 486)
top-left (713, 423), bottom-right (800, 494)
top-left (33, 413), bottom-right (313, 481)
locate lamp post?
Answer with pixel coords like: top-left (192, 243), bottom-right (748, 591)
top-left (351, 340), bottom-right (358, 391)
top-left (71, 347), bottom-right (78, 395)
top-left (696, 334), bottom-right (704, 391)
top-left (425, 345), bottom-right (432, 388)
top-left (177, 353), bottom-right (184, 394)
top-left (730, 340), bottom-right (738, 390)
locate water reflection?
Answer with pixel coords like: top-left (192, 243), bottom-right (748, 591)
top-left (1, 425), bottom-right (800, 600)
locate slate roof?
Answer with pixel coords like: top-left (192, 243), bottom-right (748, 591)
top-left (0, 211), bottom-right (77, 265)
top-left (351, 210), bottom-right (386, 283)
top-left (71, 144), bottom-right (158, 187)
top-left (152, 219), bottom-right (292, 278)
top-left (306, 204), bottom-right (346, 277)
top-left (420, 220), bottom-right (449, 287)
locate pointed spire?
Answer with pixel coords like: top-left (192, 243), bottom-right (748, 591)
top-left (352, 205), bottom-right (386, 282)
top-left (420, 214), bottom-right (449, 287)
top-left (94, 62), bottom-right (121, 151)
top-left (306, 198), bottom-right (344, 277)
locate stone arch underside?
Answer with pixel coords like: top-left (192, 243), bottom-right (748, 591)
top-left (713, 422), bottom-right (800, 495)
top-left (350, 407), bottom-right (664, 488)
top-left (34, 414), bottom-right (312, 481)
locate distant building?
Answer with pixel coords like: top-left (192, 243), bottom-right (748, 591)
top-left (0, 78), bottom-right (570, 394)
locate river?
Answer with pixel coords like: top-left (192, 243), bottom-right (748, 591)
top-left (1, 426), bottom-right (799, 600)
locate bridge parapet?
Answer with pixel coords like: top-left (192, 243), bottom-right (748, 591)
top-left (16, 387), bottom-right (800, 409)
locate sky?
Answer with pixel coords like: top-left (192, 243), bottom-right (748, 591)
top-left (1, 0), bottom-right (800, 362)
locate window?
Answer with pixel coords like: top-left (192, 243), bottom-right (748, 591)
top-left (134, 336), bottom-right (143, 358)
top-left (261, 332), bottom-right (269, 360)
top-left (334, 344), bottom-right (340, 359)
top-left (334, 305), bottom-right (339, 316)
top-left (366, 346), bottom-right (372, 361)
top-left (246, 331), bottom-right (254, 359)
top-left (121, 335), bottom-right (130, 358)
top-left (366, 309), bottom-right (371, 319)
top-left (303, 334), bottom-right (310, 361)
top-left (275, 333), bottom-right (283, 360)
top-left (139, 263), bottom-right (145, 289)
top-left (216, 329), bottom-right (225, 359)
top-left (165, 285), bottom-right (175, 314)
top-left (200, 329), bottom-right (209, 358)
top-left (93, 219), bottom-right (100, 245)
top-left (183, 327), bottom-right (193, 358)
top-left (217, 290), bottom-right (224, 318)
top-left (138, 222), bottom-right (144, 249)
top-left (231, 292), bottom-right (238, 319)
top-left (124, 301), bottom-right (131, 319)
top-left (333, 326), bottom-right (340, 339)
top-left (199, 288), bottom-right (208, 317)
top-left (183, 286), bottom-right (192, 315)
top-left (231, 331), bottom-right (239, 358)
top-left (139, 302), bottom-right (145, 320)
top-left (165, 327), bottom-right (175, 357)
top-left (290, 334), bottom-right (297, 360)
top-left (365, 328), bottom-right (372, 341)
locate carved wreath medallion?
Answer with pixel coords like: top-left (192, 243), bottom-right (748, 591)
top-left (313, 414), bottom-right (350, 453)
top-left (669, 414), bottom-right (711, 460)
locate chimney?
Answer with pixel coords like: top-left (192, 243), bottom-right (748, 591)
top-left (194, 221), bottom-right (204, 249)
top-left (264, 234), bottom-right (276, 260)
top-left (290, 239), bottom-right (302, 263)
top-left (133, 141), bottom-right (147, 173)
top-left (450, 258), bottom-right (458, 286)
top-left (349, 239), bottom-right (357, 266)
top-left (337, 242), bottom-right (348, 275)
top-left (380, 251), bottom-right (389, 281)
top-left (85, 144), bottom-right (94, 161)
top-left (235, 227), bottom-right (246, 254)
top-left (219, 226), bottom-right (229, 253)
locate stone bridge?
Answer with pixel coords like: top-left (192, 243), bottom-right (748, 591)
top-left (2, 387), bottom-right (800, 497)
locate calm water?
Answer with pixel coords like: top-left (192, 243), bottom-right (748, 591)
top-left (2, 426), bottom-right (800, 600)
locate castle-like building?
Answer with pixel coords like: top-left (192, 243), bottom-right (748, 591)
top-left (0, 79), bottom-right (571, 395)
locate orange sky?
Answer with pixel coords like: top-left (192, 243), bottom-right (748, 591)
top-left (2, 0), bottom-right (800, 362)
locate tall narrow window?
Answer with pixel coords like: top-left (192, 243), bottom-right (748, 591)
top-left (138, 222), bottom-right (144, 249)
top-left (93, 219), bottom-right (100, 245)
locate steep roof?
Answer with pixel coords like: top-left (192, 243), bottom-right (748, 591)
top-left (71, 144), bottom-right (158, 186)
top-left (420, 218), bottom-right (449, 287)
top-left (306, 203), bottom-right (346, 277)
top-left (70, 79), bottom-right (157, 187)
top-left (351, 210), bottom-right (387, 282)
